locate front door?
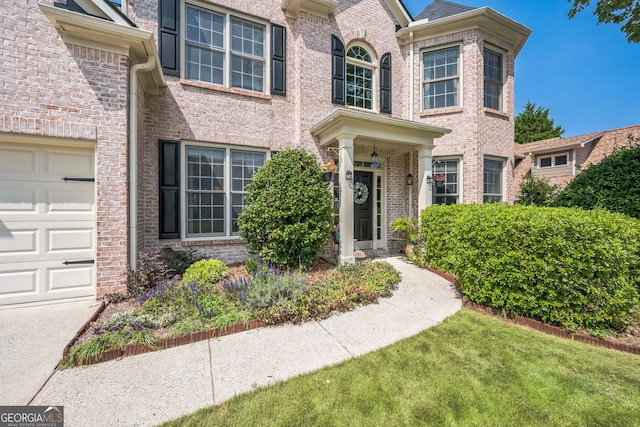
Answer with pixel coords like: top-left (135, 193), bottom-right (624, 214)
top-left (354, 171), bottom-right (373, 249)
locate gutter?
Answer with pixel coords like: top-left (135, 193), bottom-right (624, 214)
top-left (129, 55), bottom-right (158, 269)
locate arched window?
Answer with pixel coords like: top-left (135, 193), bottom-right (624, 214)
top-left (346, 46), bottom-right (374, 110)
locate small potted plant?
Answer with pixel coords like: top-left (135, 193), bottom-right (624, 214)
top-left (321, 159), bottom-right (337, 181)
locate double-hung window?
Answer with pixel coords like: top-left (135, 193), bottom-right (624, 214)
top-left (483, 158), bottom-right (503, 203)
top-left (346, 46), bottom-right (374, 110)
top-left (432, 159), bottom-right (459, 205)
top-left (185, 5), bottom-right (265, 92)
top-left (423, 46), bottom-right (459, 110)
top-left (484, 48), bottom-right (503, 110)
top-left (185, 145), bottom-right (265, 238)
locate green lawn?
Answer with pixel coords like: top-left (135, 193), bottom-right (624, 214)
top-left (164, 309), bottom-right (640, 426)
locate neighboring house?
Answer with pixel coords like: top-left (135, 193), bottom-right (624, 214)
top-left (514, 124), bottom-right (640, 191)
top-left (0, 0), bottom-right (529, 305)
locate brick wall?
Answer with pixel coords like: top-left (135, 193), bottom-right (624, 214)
top-left (1, 0), bottom-right (130, 296)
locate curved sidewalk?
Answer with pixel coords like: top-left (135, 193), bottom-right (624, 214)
top-left (31, 257), bottom-right (461, 427)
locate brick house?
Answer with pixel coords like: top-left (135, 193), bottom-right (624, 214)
top-left (0, 0), bottom-right (529, 304)
top-left (514, 124), bottom-right (640, 191)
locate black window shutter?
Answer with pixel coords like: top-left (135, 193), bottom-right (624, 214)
top-left (159, 139), bottom-right (180, 239)
top-left (380, 52), bottom-right (392, 114)
top-left (331, 35), bottom-right (345, 105)
top-left (159, 0), bottom-right (180, 76)
top-left (271, 24), bottom-right (287, 96)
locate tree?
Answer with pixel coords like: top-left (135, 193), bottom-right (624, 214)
top-left (237, 149), bottom-right (333, 268)
top-left (552, 141), bottom-right (640, 219)
top-left (515, 102), bottom-right (564, 144)
top-left (569, 0), bottom-right (640, 43)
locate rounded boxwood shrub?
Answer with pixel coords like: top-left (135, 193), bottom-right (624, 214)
top-left (181, 259), bottom-right (229, 287)
top-left (237, 149), bottom-right (333, 268)
top-left (552, 145), bottom-right (640, 219)
top-left (418, 204), bottom-right (640, 332)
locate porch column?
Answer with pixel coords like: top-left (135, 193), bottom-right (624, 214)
top-left (417, 146), bottom-right (433, 217)
top-left (338, 133), bottom-right (356, 264)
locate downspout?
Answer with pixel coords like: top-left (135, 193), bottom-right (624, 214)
top-left (408, 151), bottom-right (413, 219)
top-left (121, 0), bottom-right (129, 16)
top-left (129, 55), bottom-right (157, 269)
top-left (409, 31), bottom-right (414, 120)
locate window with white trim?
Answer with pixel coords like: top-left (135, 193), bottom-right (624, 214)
top-left (185, 4), bottom-right (265, 92)
top-left (423, 46), bottom-right (459, 110)
top-left (433, 159), bottom-right (459, 205)
top-left (484, 48), bottom-right (503, 110)
top-left (346, 46), bottom-right (374, 110)
top-left (185, 144), bottom-right (265, 238)
top-left (483, 158), bottom-right (503, 203)
top-left (538, 153), bottom-right (568, 168)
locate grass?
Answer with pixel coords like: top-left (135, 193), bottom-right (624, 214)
top-left (164, 309), bottom-right (640, 427)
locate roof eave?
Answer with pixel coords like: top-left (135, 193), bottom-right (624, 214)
top-left (522, 134), bottom-right (604, 155)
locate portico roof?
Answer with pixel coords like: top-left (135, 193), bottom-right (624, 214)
top-left (310, 108), bottom-right (451, 153)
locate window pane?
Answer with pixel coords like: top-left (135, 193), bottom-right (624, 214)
top-left (423, 47), bottom-right (459, 110)
top-left (186, 146), bottom-right (225, 237)
top-left (432, 160), bottom-right (459, 205)
top-left (346, 62), bottom-right (373, 109)
top-left (555, 155), bottom-right (568, 166)
top-left (186, 7), bottom-right (224, 48)
top-left (483, 159), bottom-right (502, 203)
top-left (484, 49), bottom-right (503, 110)
top-left (186, 45), bottom-right (224, 84)
top-left (231, 18), bottom-right (264, 58)
top-left (231, 55), bottom-right (264, 92)
top-left (230, 151), bottom-right (265, 233)
top-left (540, 157), bottom-right (552, 167)
top-left (346, 46), bottom-right (372, 62)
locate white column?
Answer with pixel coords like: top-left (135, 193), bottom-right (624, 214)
top-left (338, 134), bottom-right (356, 264)
top-left (417, 146), bottom-right (433, 217)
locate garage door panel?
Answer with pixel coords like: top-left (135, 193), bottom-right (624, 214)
top-left (48, 228), bottom-right (94, 253)
top-left (0, 146), bottom-right (37, 178)
top-left (48, 189), bottom-right (94, 213)
top-left (48, 266), bottom-right (94, 292)
top-left (48, 151), bottom-right (94, 177)
top-left (0, 188), bottom-right (37, 213)
top-left (0, 228), bottom-right (38, 255)
top-left (0, 269), bottom-right (38, 295)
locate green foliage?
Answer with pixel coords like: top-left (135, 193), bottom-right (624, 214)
top-left (569, 0), bottom-right (640, 43)
top-left (391, 217), bottom-right (419, 243)
top-left (515, 101), bottom-right (564, 144)
top-left (418, 204), bottom-right (640, 332)
top-left (515, 174), bottom-right (559, 206)
top-left (245, 257), bottom-right (259, 275)
top-left (237, 149), bottom-right (333, 268)
top-left (66, 328), bottom-right (156, 366)
top-left (245, 268), bottom-right (307, 310)
top-left (161, 247), bottom-right (205, 276)
top-left (127, 251), bottom-right (171, 297)
top-left (553, 144), bottom-right (640, 219)
top-left (181, 259), bottom-right (229, 287)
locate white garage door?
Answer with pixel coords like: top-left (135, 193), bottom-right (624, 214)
top-left (0, 141), bottom-right (96, 305)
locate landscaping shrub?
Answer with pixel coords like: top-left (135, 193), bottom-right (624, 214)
top-left (553, 144), bottom-right (640, 219)
top-left (515, 174), bottom-right (558, 206)
top-left (127, 251), bottom-right (171, 297)
top-left (418, 204), bottom-right (640, 332)
top-left (237, 149), bottom-right (333, 268)
top-left (161, 247), bottom-right (205, 276)
top-left (180, 259), bottom-right (229, 288)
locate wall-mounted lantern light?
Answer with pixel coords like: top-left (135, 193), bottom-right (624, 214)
top-left (345, 170), bottom-right (353, 182)
top-left (406, 173), bottom-right (414, 186)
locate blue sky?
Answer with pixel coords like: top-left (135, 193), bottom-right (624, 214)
top-left (402, 0), bottom-right (640, 137)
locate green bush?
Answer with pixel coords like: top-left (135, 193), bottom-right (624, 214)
top-left (515, 174), bottom-right (558, 206)
top-left (553, 144), bottom-right (640, 219)
top-left (181, 259), bottom-right (229, 288)
top-left (237, 149), bottom-right (333, 268)
top-left (418, 204), bottom-right (640, 333)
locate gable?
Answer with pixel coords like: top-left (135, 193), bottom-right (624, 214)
top-left (415, 0), bottom-right (476, 21)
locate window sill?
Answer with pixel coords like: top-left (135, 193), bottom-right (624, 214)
top-left (483, 108), bottom-right (510, 119)
top-left (180, 79), bottom-right (272, 101)
top-left (420, 107), bottom-right (463, 117)
top-left (181, 237), bottom-right (247, 247)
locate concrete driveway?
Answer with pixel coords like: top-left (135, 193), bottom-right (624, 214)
top-left (0, 299), bottom-right (99, 405)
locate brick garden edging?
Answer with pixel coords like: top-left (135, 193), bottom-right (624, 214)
top-left (462, 299), bottom-right (640, 356)
top-left (61, 302), bottom-right (266, 367)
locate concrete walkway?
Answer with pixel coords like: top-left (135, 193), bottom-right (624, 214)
top-left (10, 257), bottom-right (460, 427)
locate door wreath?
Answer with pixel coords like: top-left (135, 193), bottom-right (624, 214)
top-left (354, 182), bottom-right (369, 204)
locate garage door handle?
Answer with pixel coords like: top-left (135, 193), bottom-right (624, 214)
top-left (63, 177), bottom-right (95, 182)
top-left (63, 259), bottom-right (95, 265)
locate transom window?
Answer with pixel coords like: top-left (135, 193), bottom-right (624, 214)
top-left (539, 153), bottom-right (568, 168)
top-left (186, 145), bottom-right (265, 238)
top-left (346, 46), bottom-right (374, 110)
top-left (483, 158), bottom-right (503, 203)
top-left (484, 48), bottom-right (503, 110)
top-left (433, 160), bottom-right (459, 205)
top-left (423, 47), bottom-right (459, 110)
top-left (185, 5), bottom-right (265, 92)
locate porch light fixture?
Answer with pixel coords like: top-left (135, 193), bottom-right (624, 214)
top-left (406, 173), bottom-right (413, 186)
top-left (345, 170), bottom-right (353, 182)
top-left (425, 175), bottom-right (433, 186)
top-left (371, 140), bottom-right (380, 169)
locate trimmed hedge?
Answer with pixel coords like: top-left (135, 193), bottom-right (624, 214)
top-left (418, 204), bottom-right (640, 332)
